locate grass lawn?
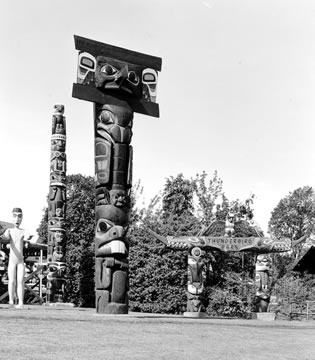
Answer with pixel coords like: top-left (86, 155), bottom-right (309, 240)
top-left (0, 304), bottom-right (314, 360)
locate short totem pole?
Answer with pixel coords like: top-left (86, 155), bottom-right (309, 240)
top-left (47, 105), bottom-right (67, 303)
top-left (72, 35), bottom-right (162, 314)
top-left (186, 247), bottom-right (207, 316)
top-left (254, 254), bottom-right (272, 312)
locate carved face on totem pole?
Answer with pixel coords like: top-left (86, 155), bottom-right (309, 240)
top-left (47, 105), bottom-right (67, 303)
top-left (255, 254), bottom-right (272, 272)
top-left (51, 136), bottom-right (66, 152)
top-left (95, 56), bottom-right (142, 97)
top-left (48, 262), bottom-right (67, 279)
top-left (77, 52), bottom-right (158, 103)
top-left (50, 107), bottom-right (67, 185)
top-left (72, 35), bottom-right (162, 116)
top-left (255, 254), bottom-right (272, 308)
top-left (95, 105), bottom-right (133, 144)
top-left (95, 204), bottom-right (129, 257)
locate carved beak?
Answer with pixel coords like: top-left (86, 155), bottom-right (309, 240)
top-left (146, 228), bottom-right (168, 245)
top-left (114, 65), bottom-right (128, 86)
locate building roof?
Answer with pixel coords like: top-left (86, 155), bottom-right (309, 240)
top-left (0, 221), bottom-right (14, 230)
top-left (292, 246), bottom-right (315, 274)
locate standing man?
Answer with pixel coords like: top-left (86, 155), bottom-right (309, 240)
top-left (0, 208), bottom-right (30, 308)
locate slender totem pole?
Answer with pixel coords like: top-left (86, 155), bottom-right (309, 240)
top-left (186, 247), bottom-right (207, 316)
top-left (47, 105), bottom-right (67, 303)
top-left (72, 35), bottom-right (162, 314)
top-left (254, 254), bottom-right (272, 312)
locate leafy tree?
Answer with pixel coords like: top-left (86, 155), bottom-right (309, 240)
top-left (273, 273), bottom-right (315, 314)
top-left (194, 170), bottom-right (225, 226)
top-left (129, 172), bottom-right (256, 316)
top-left (35, 171), bottom-right (275, 317)
top-left (269, 186), bottom-right (315, 259)
top-left (63, 174), bottom-right (95, 307)
top-left (37, 174), bottom-right (95, 307)
top-left (37, 207), bottom-right (48, 244)
top-left (162, 174), bottom-right (195, 218)
top-left (266, 186), bottom-right (315, 314)
top-left (206, 271), bottom-right (255, 318)
top-left (193, 173), bottom-right (257, 317)
top-left (129, 173), bottom-right (200, 314)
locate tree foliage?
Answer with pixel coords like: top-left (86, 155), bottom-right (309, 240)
top-left (269, 186), bottom-right (315, 258)
top-left (37, 174), bottom-right (95, 307)
top-left (269, 186), bottom-right (315, 239)
top-left (194, 170), bottom-right (225, 226)
top-left (63, 174), bottom-right (95, 307)
top-left (36, 171), bottom-right (315, 317)
top-left (129, 173), bottom-right (200, 313)
top-left (162, 174), bottom-right (195, 218)
top-left (37, 207), bottom-right (48, 244)
top-left (129, 172), bottom-right (257, 316)
top-left (267, 186), bottom-right (315, 313)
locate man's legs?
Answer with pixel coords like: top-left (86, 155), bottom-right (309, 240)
top-left (8, 261), bottom-right (17, 305)
top-left (16, 262), bottom-right (25, 307)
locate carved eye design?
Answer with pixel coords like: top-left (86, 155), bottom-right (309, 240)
top-left (98, 220), bottom-right (112, 233)
top-left (49, 265), bottom-right (58, 272)
top-left (99, 110), bottom-right (114, 125)
top-left (127, 71), bottom-right (139, 85)
top-left (101, 64), bottom-right (118, 76)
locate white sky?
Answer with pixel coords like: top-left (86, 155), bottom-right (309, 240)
top-left (1, 0), bottom-right (315, 237)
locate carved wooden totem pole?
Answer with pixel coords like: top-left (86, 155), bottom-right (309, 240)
top-left (254, 254), bottom-right (272, 312)
top-left (47, 105), bottom-right (67, 303)
top-left (186, 247), bottom-right (207, 317)
top-left (72, 35), bottom-right (162, 314)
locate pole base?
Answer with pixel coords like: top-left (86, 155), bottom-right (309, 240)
top-left (44, 302), bottom-right (75, 308)
top-left (251, 312), bottom-right (276, 321)
top-left (184, 311), bottom-right (207, 318)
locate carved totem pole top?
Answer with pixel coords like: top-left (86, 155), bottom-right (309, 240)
top-left (72, 35), bottom-right (162, 117)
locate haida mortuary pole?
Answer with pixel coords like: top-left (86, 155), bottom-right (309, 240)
top-left (72, 35), bottom-right (162, 314)
top-left (47, 105), bottom-right (67, 303)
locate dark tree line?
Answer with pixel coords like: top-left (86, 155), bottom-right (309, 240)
top-left (36, 174), bottom-right (315, 315)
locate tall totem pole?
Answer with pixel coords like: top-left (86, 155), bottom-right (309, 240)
top-left (47, 105), bottom-right (67, 303)
top-left (72, 35), bottom-right (162, 314)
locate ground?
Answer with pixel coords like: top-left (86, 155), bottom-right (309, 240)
top-left (0, 305), bottom-right (314, 360)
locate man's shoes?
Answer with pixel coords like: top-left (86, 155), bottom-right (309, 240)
top-left (15, 304), bottom-right (24, 309)
top-left (8, 303), bottom-right (14, 309)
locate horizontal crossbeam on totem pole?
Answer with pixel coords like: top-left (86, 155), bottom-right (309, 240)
top-left (74, 35), bottom-right (162, 71)
top-left (72, 83), bottom-right (160, 117)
